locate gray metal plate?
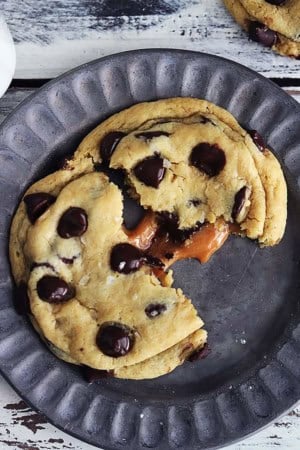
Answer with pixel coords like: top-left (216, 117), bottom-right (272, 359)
top-left (0, 50), bottom-right (300, 450)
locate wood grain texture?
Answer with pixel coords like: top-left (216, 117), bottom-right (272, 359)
top-left (2, 0), bottom-right (300, 79)
top-left (0, 86), bottom-right (299, 449)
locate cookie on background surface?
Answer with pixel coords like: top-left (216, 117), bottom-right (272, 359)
top-left (224, 0), bottom-right (300, 58)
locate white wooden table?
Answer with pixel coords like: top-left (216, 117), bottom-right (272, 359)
top-left (1, 1), bottom-right (300, 449)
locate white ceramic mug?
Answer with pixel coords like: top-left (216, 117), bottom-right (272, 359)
top-left (0, 15), bottom-right (16, 98)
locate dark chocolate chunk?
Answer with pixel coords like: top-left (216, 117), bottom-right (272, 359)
top-left (165, 252), bottom-right (174, 260)
top-left (187, 344), bottom-right (210, 362)
top-left (100, 131), bottom-right (126, 164)
top-left (57, 207), bottom-right (88, 238)
top-left (190, 143), bottom-right (226, 177)
top-left (23, 193), bottom-right (56, 224)
top-left (145, 303), bottom-right (167, 318)
top-left (248, 21), bottom-right (278, 47)
top-left (82, 366), bottom-right (114, 383)
top-left (133, 155), bottom-right (166, 188)
top-left (37, 276), bottom-right (75, 303)
top-left (110, 243), bottom-right (144, 274)
top-left (135, 130), bottom-right (170, 141)
top-left (248, 129), bottom-right (266, 152)
top-left (96, 323), bottom-right (134, 357)
top-left (232, 186), bottom-right (249, 221)
top-left (265, 0), bottom-right (286, 4)
top-left (14, 282), bottom-right (31, 315)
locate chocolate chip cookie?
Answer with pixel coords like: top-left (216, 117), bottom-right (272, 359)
top-left (11, 172), bottom-right (204, 371)
top-left (76, 97), bottom-right (287, 246)
top-left (224, 0), bottom-right (300, 57)
top-left (10, 98), bottom-right (287, 380)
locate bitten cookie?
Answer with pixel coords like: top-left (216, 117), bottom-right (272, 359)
top-left (224, 0), bottom-right (300, 58)
top-left (10, 98), bottom-right (287, 380)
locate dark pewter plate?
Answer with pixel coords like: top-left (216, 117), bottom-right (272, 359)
top-left (0, 50), bottom-right (300, 450)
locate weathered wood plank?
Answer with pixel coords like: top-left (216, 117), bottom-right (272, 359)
top-left (0, 87), bottom-right (299, 449)
top-left (2, 0), bottom-right (300, 79)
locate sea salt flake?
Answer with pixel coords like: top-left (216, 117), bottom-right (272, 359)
top-left (106, 275), bottom-right (116, 285)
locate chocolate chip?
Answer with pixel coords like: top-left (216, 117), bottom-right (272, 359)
top-left (248, 129), bottom-right (266, 152)
top-left (110, 243), bottom-right (144, 274)
top-left (248, 21), bottom-right (278, 47)
top-left (96, 323), bottom-right (134, 357)
top-left (165, 252), bottom-right (174, 260)
top-left (232, 187), bottom-right (251, 222)
top-left (187, 344), bottom-right (210, 362)
top-left (57, 207), bottom-right (88, 238)
top-left (135, 131), bottom-right (170, 141)
top-left (133, 155), bottom-right (166, 188)
top-left (24, 193), bottom-right (56, 224)
top-left (82, 366), bottom-right (114, 383)
top-left (37, 276), bottom-right (75, 303)
top-left (14, 282), bottom-right (31, 315)
top-left (265, 0), bottom-right (286, 4)
top-left (190, 143), bottom-right (226, 177)
top-left (145, 303), bottom-right (167, 318)
top-left (100, 131), bottom-right (126, 164)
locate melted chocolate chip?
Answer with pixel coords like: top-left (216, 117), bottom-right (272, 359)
top-left (190, 143), bottom-right (226, 177)
top-left (23, 193), bottom-right (56, 224)
top-left (110, 243), bottom-right (144, 274)
top-left (248, 21), bottom-right (278, 47)
top-left (158, 212), bottom-right (203, 244)
top-left (14, 282), bottom-right (31, 315)
top-left (100, 131), bottom-right (126, 164)
top-left (265, 0), bottom-right (285, 4)
top-left (96, 323), bottom-right (134, 357)
top-left (57, 207), bottom-right (88, 238)
top-left (133, 155), bottom-right (166, 188)
top-left (248, 129), bottom-right (266, 152)
top-left (82, 366), bottom-right (114, 383)
top-left (232, 187), bottom-right (249, 221)
top-left (135, 130), bottom-right (170, 141)
top-left (145, 303), bottom-right (167, 318)
top-left (187, 344), bottom-right (210, 362)
top-left (165, 252), bottom-right (174, 260)
top-left (37, 276), bottom-right (75, 303)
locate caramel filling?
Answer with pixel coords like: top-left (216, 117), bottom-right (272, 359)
top-left (126, 212), bottom-right (231, 281)
top-left (126, 212), bottom-right (158, 251)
